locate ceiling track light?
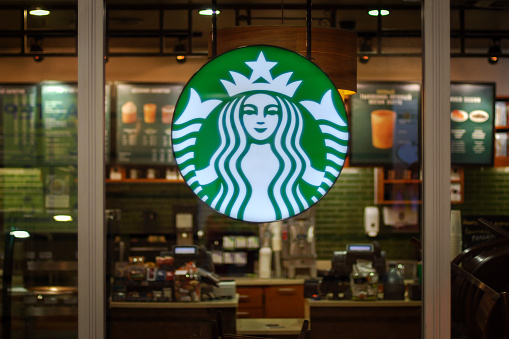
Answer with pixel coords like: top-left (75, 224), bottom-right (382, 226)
top-left (488, 38), bottom-right (502, 65)
top-left (359, 38), bottom-right (373, 64)
top-left (30, 38), bottom-right (44, 62)
top-left (199, 9), bottom-right (220, 16)
top-left (174, 41), bottom-right (187, 64)
top-left (368, 9), bottom-right (389, 17)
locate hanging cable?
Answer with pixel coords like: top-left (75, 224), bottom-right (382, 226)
top-left (281, 0), bottom-right (284, 24)
top-left (211, 0), bottom-right (217, 58)
top-left (306, 0), bottom-right (312, 60)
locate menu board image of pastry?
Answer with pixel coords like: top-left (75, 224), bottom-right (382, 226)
top-left (350, 82), bottom-right (421, 166)
top-left (121, 101), bottom-right (137, 124)
top-left (450, 83), bottom-right (495, 166)
top-left (115, 83), bottom-right (184, 165)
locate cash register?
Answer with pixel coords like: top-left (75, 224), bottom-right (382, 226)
top-left (308, 242), bottom-right (386, 300)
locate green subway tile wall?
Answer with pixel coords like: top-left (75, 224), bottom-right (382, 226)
top-left (456, 167), bottom-right (509, 216)
top-left (104, 167), bottom-right (509, 262)
top-left (315, 167), bottom-right (419, 261)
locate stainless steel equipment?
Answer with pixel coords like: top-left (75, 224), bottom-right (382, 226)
top-left (282, 211), bottom-right (317, 278)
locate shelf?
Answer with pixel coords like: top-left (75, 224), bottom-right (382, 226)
top-left (26, 261), bottom-right (78, 271)
top-left (374, 168), bottom-right (421, 205)
top-left (380, 200), bottom-right (421, 205)
top-left (494, 156), bottom-right (509, 167)
top-left (375, 167), bottom-right (464, 205)
top-left (106, 179), bottom-right (185, 184)
top-left (382, 179), bottom-right (421, 184)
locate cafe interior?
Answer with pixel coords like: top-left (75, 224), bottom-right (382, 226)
top-left (0, 0), bottom-right (509, 338)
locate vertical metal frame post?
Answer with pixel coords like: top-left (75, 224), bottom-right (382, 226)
top-left (422, 0), bottom-right (451, 338)
top-left (78, 0), bottom-right (106, 338)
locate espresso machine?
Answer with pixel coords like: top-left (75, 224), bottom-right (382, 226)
top-left (281, 210), bottom-right (317, 278)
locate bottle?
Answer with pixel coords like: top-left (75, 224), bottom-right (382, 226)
top-left (384, 262), bottom-right (405, 300)
top-left (258, 238), bottom-right (272, 279)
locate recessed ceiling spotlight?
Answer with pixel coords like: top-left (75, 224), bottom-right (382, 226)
top-left (199, 9), bottom-right (220, 16)
top-left (368, 9), bottom-right (390, 16)
top-left (53, 215), bottom-right (73, 222)
top-left (29, 8), bottom-right (50, 16)
top-left (10, 230), bottom-right (30, 239)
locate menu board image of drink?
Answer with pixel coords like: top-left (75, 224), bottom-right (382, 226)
top-left (41, 83), bottom-right (78, 165)
top-left (115, 83), bottom-right (183, 165)
top-left (350, 82), bottom-right (421, 166)
top-left (450, 83), bottom-right (495, 166)
top-left (0, 84), bottom-right (42, 166)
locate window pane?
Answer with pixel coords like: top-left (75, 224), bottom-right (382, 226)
top-left (0, 5), bottom-right (78, 339)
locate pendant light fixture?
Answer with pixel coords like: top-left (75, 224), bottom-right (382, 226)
top-left (488, 38), bottom-right (501, 65)
top-left (208, 0), bottom-right (357, 96)
top-left (359, 38), bottom-right (373, 64)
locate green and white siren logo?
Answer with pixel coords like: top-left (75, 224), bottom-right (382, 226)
top-left (172, 45), bottom-right (349, 223)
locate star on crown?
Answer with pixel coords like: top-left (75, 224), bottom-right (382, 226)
top-left (220, 52), bottom-right (302, 97)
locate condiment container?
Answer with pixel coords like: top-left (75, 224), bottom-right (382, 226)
top-left (384, 262), bottom-right (405, 300)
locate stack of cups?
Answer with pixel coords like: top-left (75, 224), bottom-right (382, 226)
top-left (450, 210), bottom-right (462, 260)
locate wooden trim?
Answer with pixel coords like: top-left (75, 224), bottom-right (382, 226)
top-left (209, 26), bottom-right (357, 93)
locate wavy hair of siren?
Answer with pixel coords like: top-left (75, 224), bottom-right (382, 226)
top-left (208, 93), bottom-right (310, 221)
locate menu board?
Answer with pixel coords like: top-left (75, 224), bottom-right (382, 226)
top-left (450, 83), bottom-right (495, 166)
top-left (41, 83), bottom-right (78, 165)
top-left (0, 84), bottom-right (42, 166)
top-left (115, 83), bottom-right (184, 165)
top-left (350, 82), bottom-right (421, 167)
top-left (105, 83), bottom-right (112, 163)
top-left (44, 166), bottom-right (75, 210)
top-left (0, 168), bottom-right (44, 213)
top-left (462, 215), bottom-right (509, 249)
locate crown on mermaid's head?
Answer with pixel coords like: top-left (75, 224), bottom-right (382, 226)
top-left (220, 51), bottom-right (302, 97)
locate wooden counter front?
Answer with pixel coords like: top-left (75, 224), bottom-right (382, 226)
top-left (108, 297), bottom-right (238, 339)
top-left (305, 299), bottom-right (422, 339)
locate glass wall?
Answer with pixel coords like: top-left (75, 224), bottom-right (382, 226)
top-left (10, 0), bottom-right (509, 338)
top-left (0, 3), bottom-right (79, 339)
top-left (103, 1), bottom-right (429, 339)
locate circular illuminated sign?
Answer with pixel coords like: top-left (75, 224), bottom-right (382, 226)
top-left (172, 45), bottom-right (349, 222)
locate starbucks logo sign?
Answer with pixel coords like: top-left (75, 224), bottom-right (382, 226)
top-left (172, 45), bottom-right (349, 223)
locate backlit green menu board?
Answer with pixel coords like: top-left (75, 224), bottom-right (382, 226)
top-left (41, 83), bottom-right (78, 165)
top-left (0, 168), bottom-right (44, 213)
top-left (105, 83), bottom-right (111, 163)
top-left (450, 83), bottom-right (495, 166)
top-left (0, 84), bottom-right (42, 166)
top-left (350, 82), bottom-right (421, 167)
top-left (115, 83), bottom-right (183, 165)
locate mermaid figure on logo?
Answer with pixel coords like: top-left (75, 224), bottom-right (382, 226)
top-left (172, 51), bottom-right (348, 222)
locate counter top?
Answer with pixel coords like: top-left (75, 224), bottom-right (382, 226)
top-left (109, 295), bottom-right (238, 309)
top-left (306, 298), bottom-right (421, 307)
top-left (224, 277), bottom-right (306, 286)
top-left (237, 318), bottom-right (306, 336)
